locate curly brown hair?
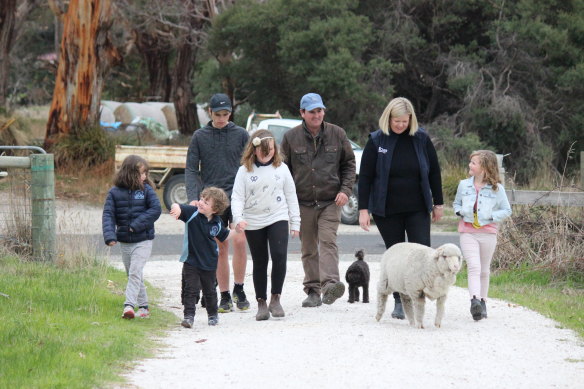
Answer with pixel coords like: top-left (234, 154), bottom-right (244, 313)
top-left (470, 150), bottom-right (501, 191)
top-left (240, 129), bottom-right (282, 172)
top-left (200, 186), bottom-right (230, 215)
top-left (114, 155), bottom-right (154, 190)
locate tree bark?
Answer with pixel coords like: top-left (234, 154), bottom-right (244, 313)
top-left (0, 0), bottom-right (17, 109)
top-left (135, 33), bottom-right (172, 101)
top-left (45, 0), bottom-right (121, 147)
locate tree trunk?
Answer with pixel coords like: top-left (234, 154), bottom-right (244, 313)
top-left (45, 0), bottom-right (120, 147)
top-left (173, 1), bottom-right (208, 136)
top-left (135, 33), bottom-right (172, 101)
top-left (0, 0), bottom-right (17, 110)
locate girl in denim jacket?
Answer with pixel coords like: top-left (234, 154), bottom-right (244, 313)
top-left (453, 150), bottom-right (511, 321)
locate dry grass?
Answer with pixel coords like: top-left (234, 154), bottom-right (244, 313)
top-left (495, 205), bottom-right (584, 280)
top-left (0, 171), bottom-right (32, 258)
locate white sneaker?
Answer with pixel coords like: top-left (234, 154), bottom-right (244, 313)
top-left (122, 306), bottom-right (135, 319)
top-left (136, 307), bottom-right (150, 318)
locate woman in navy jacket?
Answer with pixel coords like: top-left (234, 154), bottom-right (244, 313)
top-left (103, 155), bottom-right (161, 319)
top-left (358, 97), bottom-right (444, 320)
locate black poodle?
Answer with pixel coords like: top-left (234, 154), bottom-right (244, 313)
top-left (345, 249), bottom-right (370, 303)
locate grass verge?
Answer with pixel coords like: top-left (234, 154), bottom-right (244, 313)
top-left (455, 266), bottom-right (584, 339)
top-left (0, 255), bottom-right (176, 388)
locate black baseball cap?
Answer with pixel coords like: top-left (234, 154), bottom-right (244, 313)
top-left (209, 93), bottom-right (232, 112)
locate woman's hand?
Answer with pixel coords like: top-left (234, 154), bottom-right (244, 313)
top-left (359, 209), bottom-right (370, 232)
top-left (432, 205), bottom-right (444, 222)
top-left (290, 230), bottom-right (300, 238)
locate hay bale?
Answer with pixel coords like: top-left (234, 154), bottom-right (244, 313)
top-left (145, 102), bottom-right (178, 131)
top-left (101, 100), bottom-right (122, 112)
top-left (99, 105), bottom-right (116, 123)
top-left (114, 102), bottom-right (168, 129)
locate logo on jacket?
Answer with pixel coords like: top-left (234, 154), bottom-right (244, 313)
top-left (378, 147), bottom-right (388, 154)
top-left (251, 176), bottom-right (258, 182)
top-left (210, 226), bottom-right (219, 237)
top-left (134, 190), bottom-right (145, 199)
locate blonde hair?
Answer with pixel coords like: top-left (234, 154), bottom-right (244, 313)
top-left (470, 150), bottom-right (501, 191)
top-left (378, 97), bottom-right (419, 136)
top-left (240, 129), bottom-right (282, 172)
top-left (200, 187), bottom-right (230, 215)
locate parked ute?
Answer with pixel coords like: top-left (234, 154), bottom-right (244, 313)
top-left (254, 118), bottom-right (362, 225)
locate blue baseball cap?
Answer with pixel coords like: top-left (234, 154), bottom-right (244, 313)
top-left (300, 93), bottom-right (326, 111)
top-left (209, 93), bottom-right (232, 112)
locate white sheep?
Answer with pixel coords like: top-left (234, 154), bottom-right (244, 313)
top-left (375, 242), bottom-right (462, 329)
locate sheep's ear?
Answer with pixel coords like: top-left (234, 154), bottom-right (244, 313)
top-left (433, 248), bottom-right (443, 261)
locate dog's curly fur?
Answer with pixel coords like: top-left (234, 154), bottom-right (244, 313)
top-left (345, 250), bottom-right (370, 303)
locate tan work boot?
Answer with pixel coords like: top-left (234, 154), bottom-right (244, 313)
top-left (256, 298), bottom-right (269, 321)
top-left (268, 294), bottom-right (285, 318)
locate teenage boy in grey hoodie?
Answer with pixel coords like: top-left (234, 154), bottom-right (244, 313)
top-left (185, 93), bottom-right (250, 312)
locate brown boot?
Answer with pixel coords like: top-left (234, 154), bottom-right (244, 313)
top-left (269, 294), bottom-right (285, 318)
top-left (256, 298), bottom-right (269, 321)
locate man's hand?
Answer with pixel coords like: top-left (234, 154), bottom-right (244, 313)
top-left (335, 192), bottom-right (349, 207)
top-left (170, 203), bottom-right (181, 219)
top-left (189, 200), bottom-right (199, 207)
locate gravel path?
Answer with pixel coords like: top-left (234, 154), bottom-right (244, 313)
top-left (110, 254), bottom-right (584, 389)
top-left (48, 202), bottom-right (583, 388)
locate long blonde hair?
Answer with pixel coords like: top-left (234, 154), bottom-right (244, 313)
top-left (470, 150), bottom-right (501, 191)
top-left (378, 97), bottom-right (419, 136)
top-left (240, 129), bottom-right (282, 172)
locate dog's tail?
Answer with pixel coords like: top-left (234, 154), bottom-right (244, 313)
top-left (355, 249), bottom-right (364, 261)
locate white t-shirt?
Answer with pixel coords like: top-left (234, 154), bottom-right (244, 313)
top-left (231, 162), bottom-right (300, 231)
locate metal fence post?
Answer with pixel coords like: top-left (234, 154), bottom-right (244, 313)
top-left (30, 154), bottom-right (56, 262)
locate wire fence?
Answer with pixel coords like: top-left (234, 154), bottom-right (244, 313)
top-left (0, 167), bottom-right (33, 257)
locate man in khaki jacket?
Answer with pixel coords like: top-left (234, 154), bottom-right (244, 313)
top-left (281, 93), bottom-right (356, 307)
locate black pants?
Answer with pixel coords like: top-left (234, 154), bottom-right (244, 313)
top-left (373, 211), bottom-right (431, 301)
top-left (181, 263), bottom-right (217, 317)
top-left (245, 220), bottom-right (289, 301)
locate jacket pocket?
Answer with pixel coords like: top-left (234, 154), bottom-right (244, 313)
top-left (325, 146), bottom-right (338, 163)
top-left (293, 147), bottom-right (308, 164)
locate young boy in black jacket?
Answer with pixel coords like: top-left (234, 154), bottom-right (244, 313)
top-left (170, 187), bottom-right (246, 328)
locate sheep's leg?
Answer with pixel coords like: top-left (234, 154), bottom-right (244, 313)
top-left (348, 285), bottom-right (355, 303)
top-left (375, 291), bottom-right (389, 321)
top-left (413, 295), bottom-right (426, 329)
top-left (400, 294), bottom-right (416, 327)
top-left (362, 284), bottom-right (369, 303)
top-left (355, 287), bottom-right (360, 302)
top-left (435, 295), bottom-right (447, 328)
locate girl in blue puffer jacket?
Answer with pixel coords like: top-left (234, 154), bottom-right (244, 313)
top-left (453, 150), bottom-right (511, 322)
top-left (103, 155), bottom-right (161, 319)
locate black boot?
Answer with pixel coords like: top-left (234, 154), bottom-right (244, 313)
top-left (391, 293), bottom-right (405, 320)
top-left (481, 299), bottom-right (487, 319)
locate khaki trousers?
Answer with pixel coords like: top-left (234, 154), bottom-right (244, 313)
top-left (299, 203), bottom-right (341, 295)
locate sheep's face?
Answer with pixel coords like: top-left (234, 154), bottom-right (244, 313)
top-left (434, 244), bottom-right (463, 275)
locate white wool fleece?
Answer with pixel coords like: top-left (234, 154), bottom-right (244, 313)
top-left (231, 162), bottom-right (300, 231)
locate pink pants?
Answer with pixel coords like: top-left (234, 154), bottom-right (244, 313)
top-left (460, 233), bottom-right (498, 300)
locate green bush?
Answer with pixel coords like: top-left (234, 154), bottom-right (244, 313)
top-left (53, 125), bottom-right (114, 169)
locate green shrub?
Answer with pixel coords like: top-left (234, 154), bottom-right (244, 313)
top-left (53, 125), bottom-right (114, 169)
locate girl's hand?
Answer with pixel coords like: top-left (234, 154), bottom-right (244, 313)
top-left (235, 221), bottom-right (247, 233)
top-left (290, 230), bottom-right (299, 238)
top-left (359, 209), bottom-right (370, 232)
top-left (170, 203), bottom-right (181, 219)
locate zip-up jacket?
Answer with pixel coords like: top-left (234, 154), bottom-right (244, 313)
top-left (186, 121), bottom-right (249, 202)
top-left (358, 128), bottom-right (443, 216)
top-left (280, 121), bottom-right (356, 208)
top-left (102, 184), bottom-right (161, 244)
